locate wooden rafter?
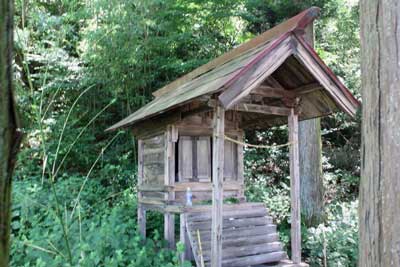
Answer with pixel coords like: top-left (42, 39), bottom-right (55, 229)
top-left (265, 76), bottom-right (285, 89)
top-left (291, 82), bottom-right (323, 94)
top-left (250, 82), bottom-right (322, 98)
top-left (251, 85), bottom-right (295, 98)
top-left (231, 103), bottom-right (291, 116)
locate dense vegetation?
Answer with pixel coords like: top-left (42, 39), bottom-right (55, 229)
top-left (11, 0), bottom-right (360, 266)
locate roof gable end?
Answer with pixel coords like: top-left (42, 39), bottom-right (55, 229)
top-left (218, 33), bottom-right (359, 116)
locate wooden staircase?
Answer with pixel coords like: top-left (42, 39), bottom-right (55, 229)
top-left (185, 203), bottom-right (287, 267)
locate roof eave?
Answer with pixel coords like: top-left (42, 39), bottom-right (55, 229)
top-left (293, 34), bottom-right (360, 117)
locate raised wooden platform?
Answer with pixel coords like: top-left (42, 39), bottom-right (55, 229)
top-left (184, 203), bottom-right (287, 267)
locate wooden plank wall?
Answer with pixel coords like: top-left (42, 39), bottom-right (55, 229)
top-left (142, 135), bottom-right (165, 186)
top-left (178, 136), bottom-right (212, 183)
top-left (173, 111), bottom-right (245, 205)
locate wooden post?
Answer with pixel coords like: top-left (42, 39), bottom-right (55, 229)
top-left (164, 126), bottom-right (176, 249)
top-left (211, 103), bottom-right (225, 267)
top-left (288, 108), bottom-right (301, 264)
top-left (237, 131), bottom-right (245, 200)
top-left (180, 214), bottom-right (192, 262)
top-left (137, 139), bottom-right (146, 238)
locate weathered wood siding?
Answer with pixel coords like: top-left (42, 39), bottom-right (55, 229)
top-left (142, 135), bottom-right (165, 185)
top-left (224, 139), bottom-right (238, 182)
top-left (178, 136), bottom-right (212, 182)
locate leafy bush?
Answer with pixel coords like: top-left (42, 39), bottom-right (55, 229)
top-left (305, 201), bottom-right (358, 267)
top-left (324, 170), bottom-right (360, 202)
top-left (10, 177), bottom-right (191, 267)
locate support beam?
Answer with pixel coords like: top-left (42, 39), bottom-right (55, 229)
top-left (265, 76), bottom-right (285, 89)
top-left (251, 83), bottom-right (322, 99)
top-left (292, 82), bottom-right (322, 95)
top-left (180, 214), bottom-right (192, 262)
top-left (252, 85), bottom-right (295, 98)
top-left (137, 140), bottom-right (146, 238)
top-left (288, 108), bottom-right (301, 264)
top-left (232, 103), bottom-right (291, 116)
top-left (211, 103), bottom-right (225, 267)
top-left (164, 126), bottom-right (176, 249)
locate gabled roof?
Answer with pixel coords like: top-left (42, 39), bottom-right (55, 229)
top-left (107, 7), bottom-right (359, 132)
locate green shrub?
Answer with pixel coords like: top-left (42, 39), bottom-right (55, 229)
top-left (10, 177), bottom-right (191, 267)
top-left (304, 201), bottom-right (358, 267)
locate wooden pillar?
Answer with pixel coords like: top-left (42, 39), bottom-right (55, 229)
top-left (164, 126), bottom-right (176, 248)
top-left (237, 131), bottom-right (245, 201)
top-left (288, 108), bottom-right (301, 264)
top-left (137, 139), bottom-right (146, 238)
top-left (180, 214), bottom-right (192, 262)
top-left (211, 103), bottom-right (225, 267)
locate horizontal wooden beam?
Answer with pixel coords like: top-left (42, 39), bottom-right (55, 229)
top-left (231, 103), bottom-right (291, 116)
top-left (138, 184), bottom-right (173, 192)
top-left (140, 203), bottom-right (186, 213)
top-left (250, 82), bottom-right (322, 99)
top-left (174, 182), bottom-right (243, 192)
top-left (292, 82), bottom-right (323, 94)
top-left (251, 85), bottom-right (295, 98)
top-left (139, 182), bottom-right (244, 193)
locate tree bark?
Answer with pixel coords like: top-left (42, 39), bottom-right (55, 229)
top-left (0, 1), bottom-right (21, 266)
top-left (299, 119), bottom-right (324, 226)
top-left (359, 1), bottom-right (400, 266)
top-left (299, 22), bottom-right (324, 227)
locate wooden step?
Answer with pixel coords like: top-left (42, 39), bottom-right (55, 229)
top-left (189, 216), bottom-right (273, 231)
top-left (203, 242), bottom-right (284, 261)
top-left (188, 207), bottom-right (268, 222)
top-left (220, 251), bottom-right (287, 267)
top-left (194, 224), bottom-right (277, 242)
top-left (254, 259), bottom-right (309, 266)
top-left (185, 203), bottom-right (286, 267)
top-left (201, 233), bottom-right (280, 250)
top-left (204, 252), bottom-right (287, 267)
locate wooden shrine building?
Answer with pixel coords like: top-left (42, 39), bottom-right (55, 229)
top-left (107, 7), bottom-right (359, 267)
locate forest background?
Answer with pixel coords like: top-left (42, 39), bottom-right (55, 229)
top-left (11, 0), bottom-right (360, 266)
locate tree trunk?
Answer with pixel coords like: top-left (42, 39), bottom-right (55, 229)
top-left (0, 1), bottom-right (21, 266)
top-left (359, 1), bottom-right (400, 266)
top-left (299, 22), bottom-right (324, 227)
top-left (299, 119), bottom-right (324, 226)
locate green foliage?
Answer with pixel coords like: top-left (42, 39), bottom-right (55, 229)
top-left (11, 177), bottom-right (191, 267)
top-left (81, 0), bottom-right (246, 117)
top-left (245, 165), bottom-right (359, 266)
top-left (305, 201), bottom-right (359, 267)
